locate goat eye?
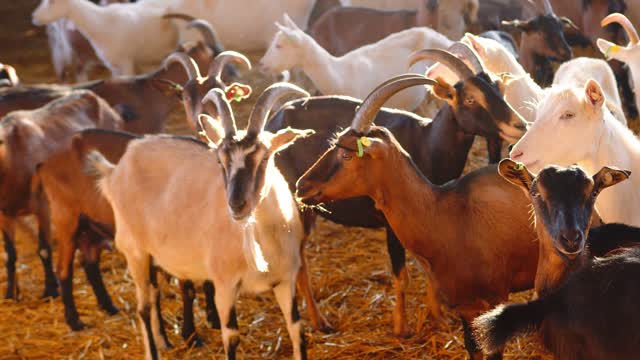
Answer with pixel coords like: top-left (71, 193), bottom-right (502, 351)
top-left (341, 152), bottom-right (352, 160)
top-left (464, 98), bottom-right (475, 105)
top-left (560, 111), bottom-right (575, 120)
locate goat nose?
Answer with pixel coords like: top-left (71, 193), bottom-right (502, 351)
top-left (560, 229), bottom-right (584, 253)
top-left (510, 150), bottom-right (523, 160)
top-left (229, 199), bottom-right (247, 212)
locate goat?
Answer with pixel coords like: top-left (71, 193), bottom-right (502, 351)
top-left (308, 0), bottom-right (439, 57)
top-left (340, 0), bottom-right (478, 40)
top-left (295, 74), bottom-right (538, 359)
top-left (259, 14), bottom-right (453, 111)
top-left (165, 0), bottom-right (316, 51)
top-left (501, 0), bottom-right (575, 86)
top-left (510, 78), bottom-right (640, 226)
top-left (267, 50), bottom-right (527, 337)
top-left (0, 63), bottom-right (19, 88)
top-left (86, 83), bottom-right (314, 360)
top-left (0, 90), bottom-right (122, 301)
top-left (32, 0), bottom-right (180, 76)
top-left (474, 161), bottom-right (640, 359)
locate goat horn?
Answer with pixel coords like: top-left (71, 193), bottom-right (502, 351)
top-left (163, 52), bottom-right (201, 81)
top-left (448, 42), bottom-right (484, 74)
top-left (409, 48), bottom-right (475, 80)
top-left (208, 51), bottom-right (251, 83)
top-left (247, 83), bottom-right (309, 136)
top-left (202, 88), bottom-right (237, 138)
top-left (187, 19), bottom-right (222, 53)
top-left (602, 13), bottom-right (639, 45)
top-left (351, 75), bottom-right (437, 134)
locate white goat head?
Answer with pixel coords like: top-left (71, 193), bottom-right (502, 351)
top-left (33, 0), bottom-right (69, 26)
top-left (199, 83), bottom-right (314, 220)
top-left (259, 14), bottom-right (306, 74)
top-left (509, 79), bottom-right (606, 172)
top-left (597, 13), bottom-right (640, 64)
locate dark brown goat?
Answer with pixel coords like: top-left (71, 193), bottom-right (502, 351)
top-left (295, 75), bottom-right (538, 359)
top-left (267, 49), bottom-right (527, 337)
top-left (501, 0), bottom-right (575, 86)
top-left (474, 161), bottom-right (640, 359)
top-left (308, 0), bottom-right (438, 56)
top-left (0, 90), bottom-right (122, 300)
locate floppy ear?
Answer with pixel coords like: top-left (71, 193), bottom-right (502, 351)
top-left (584, 79), bottom-right (605, 111)
top-left (430, 77), bottom-right (456, 103)
top-left (268, 127), bottom-right (315, 153)
top-left (197, 114), bottom-right (224, 147)
top-left (498, 159), bottom-right (535, 193)
top-left (596, 38), bottom-right (632, 62)
top-left (592, 166), bottom-right (630, 195)
top-left (150, 79), bottom-right (183, 99)
top-left (501, 19), bottom-right (533, 32)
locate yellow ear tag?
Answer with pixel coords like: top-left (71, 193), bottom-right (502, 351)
top-left (606, 44), bottom-right (621, 58)
top-left (512, 162), bottom-right (525, 171)
top-left (356, 136), bottom-right (371, 157)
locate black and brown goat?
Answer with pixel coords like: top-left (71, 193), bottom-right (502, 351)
top-left (295, 75), bottom-right (538, 359)
top-left (268, 48), bottom-right (527, 337)
top-left (474, 161), bottom-right (640, 359)
top-left (501, 0), bottom-right (575, 86)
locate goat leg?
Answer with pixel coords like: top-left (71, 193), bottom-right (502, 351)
top-left (149, 259), bottom-right (172, 350)
top-left (58, 235), bottom-right (84, 330)
top-left (179, 280), bottom-right (204, 348)
top-left (386, 225), bottom-right (411, 338)
top-left (34, 197), bottom-right (59, 299)
top-left (79, 230), bottom-right (119, 315)
top-left (296, 247), bottom-right (332, 332)
top-left (203, 280), bottom-right (221, 329)
top-left (2, 222), bottom-right (18, 300)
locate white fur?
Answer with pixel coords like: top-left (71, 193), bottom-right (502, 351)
top-left (32, 0), bottom-right (180, 77)
top-left (510, 80), bottom-right (640, 226)
top-left (259, 15), bottom-right (453, 111)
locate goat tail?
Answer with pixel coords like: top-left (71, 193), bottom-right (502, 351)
top-left (472, 296), bottom-right (552, 355)
top-left (84, 150), bottom-right (114, 180)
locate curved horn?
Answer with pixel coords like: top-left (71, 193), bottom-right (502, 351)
top-left (352, 75), bottom-right (437, 134)
top-left (187, 19), bottom-right (222, 52)
top-left (409, 48), bottom-right (475, 80)
top-left (448, 42), bottom-right (484, 74)
top-left (602, 13), bottom-right (639, 45)
top-left (247, 83), bottom-right (309, 136)
top-left (208, 51), bottom-right (252, 81)
top-left (162, 52), bottom-right (201, 81)
top-left (202, 88), bottom-right (237, 138)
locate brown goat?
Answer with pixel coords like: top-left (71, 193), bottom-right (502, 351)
top-left (308, 0), bottom-right (438, 56)
top-left (0, 90), bottom-right (122, 300)
top-left (296, 75), bottom-right (538, 359)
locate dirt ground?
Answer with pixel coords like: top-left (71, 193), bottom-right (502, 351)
top-left (0, 1), bottom-right (557, 359)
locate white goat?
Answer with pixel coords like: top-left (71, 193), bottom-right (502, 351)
top-left (166, 0), bottom-right (316, 51)
top-left (32, 0), bottom-right (179, 77)
top-left (259, 14), bottom-right (453, 111)
top-left (597, 13), bottom-right (640, 117)
top-left (86, 83), bottom-right (314, 360)
top-left (510, 79), bottom-right (640, 226)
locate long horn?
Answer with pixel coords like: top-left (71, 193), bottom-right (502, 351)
top-left (162, 52), bottom-right (201, 81)
top-left (202, 88), bottom-right (237, 138)
top-left (351, 75), bottom-right (437, 134)
top-left (409, 48), bottom-right (475, 80)
top-left (208, 51), bottom-right (251, 81)
top-left (246, 83), bottom-right (309, 136)
top-left (602, 13), bottom-right (639, 45)
top-left (448, 42), bottom-right (484, 74)
top-left (187, 19), bottom-right (222, 52)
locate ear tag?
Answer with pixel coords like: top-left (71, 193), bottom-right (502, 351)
top-left (512, 162), bottom-right (525, 171)
top-left (605, 44), bottom-right (620, 58)
top-left (356, 136), bottom-right (371, 157)
top-left (225, 83), bottom-right (252, 103)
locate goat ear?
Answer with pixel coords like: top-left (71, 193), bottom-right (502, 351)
top-left (268, 127), bottom-right (315, 153)
top-left (584, 79), bottom-right (605, 111)
top-left (501, 19), bottom-right (532, 32)
top-left (431, 77), bottom-right (456, 102)
top-left (592, 166), bottom-right (630, 194)
top-left (150, 79), bottom-right (183, 99)
top-left (197, 114), bottom-right (224, 147)
top-left (464, 33), bottom-right (486, 58)
top-left (596, 38), bottom-right (631, 62)
top-left (498, 159), bottom-right (535, 193)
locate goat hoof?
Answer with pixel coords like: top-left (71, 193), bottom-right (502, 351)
top-left (4, 288), bottom-right (18, 300)
top-left (186, 334), bottom-right (205, 348)
top-left (393, 327), bottom-right (413, 339)
top-left (68, 319), bottom-right (86, 331)
top-left (207, 315), bottom-right (221, 329)
top-left (41, 286), bottom-right (59, 299)
top-left (312, 317), bottom-right (335, 334)
top-left (102, 304), bottom-right (120, 316)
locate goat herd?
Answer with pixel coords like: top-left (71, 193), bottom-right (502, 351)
top-left (3, 0), bottom-right (640, 359)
